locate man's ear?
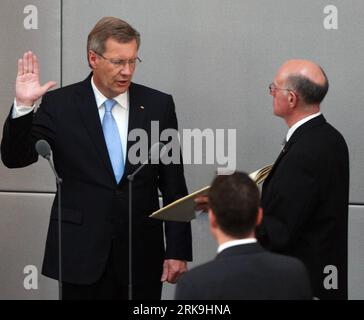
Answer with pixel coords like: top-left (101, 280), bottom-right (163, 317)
top-left (208, 209), bottom-right (219, 240)
top-left (288, 91), bottom-right (298, 108)
top-left (208, 209), bottom-right (217, 229)
top-left (88, 50), bottom-right (98, 69)
top-left (256, 207), bottom-right (263, 226)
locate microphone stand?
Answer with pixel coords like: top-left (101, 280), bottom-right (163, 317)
top-left (126, 162), bottom-right (146, 301)
top-left (45, 155), bottom-right (63, 300)
top-left (127, 174), bottom-right (134, 301)
top-left (126, 143), bottom-right (164, 300)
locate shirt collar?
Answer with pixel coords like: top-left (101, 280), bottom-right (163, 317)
top-left (286, 112), bottom-right (321, 142)
top-left (91, 77), bottom-right (128, 110)
top-left (217, 238), bottom-right (257, 254)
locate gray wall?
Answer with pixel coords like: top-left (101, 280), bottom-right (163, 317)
top-left (0, 0), bottom-right (363, 299)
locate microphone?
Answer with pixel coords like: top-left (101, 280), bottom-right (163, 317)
top-left (35, 140), bottom-right (51, 160)
top-left (35, 140), bottom-right (62, 184)
top-left (126, 142), bottom-right (165, 300)
top-left (35, 139), bottom-right (63, 300)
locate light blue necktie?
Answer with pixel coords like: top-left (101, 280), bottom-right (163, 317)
top-left (102, 99), bottom-right (124, 183)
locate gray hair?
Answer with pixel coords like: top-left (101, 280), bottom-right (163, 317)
top-left (287, 68), bottom-right (329, 105)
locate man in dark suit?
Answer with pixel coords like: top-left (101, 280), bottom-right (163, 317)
top-left (257, 60), bottom-right (349, 300)
top-left (176, 172), bottom-right (312, 300)
top-left (1, 17), bottom-right (192, 300)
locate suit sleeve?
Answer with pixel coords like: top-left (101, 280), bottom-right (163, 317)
top-left (157, 95), bottom-right (192, 261)
top-left (257, 150), bottom-right (320, 252)
top-left (1, 95), bottom-right (56, 168)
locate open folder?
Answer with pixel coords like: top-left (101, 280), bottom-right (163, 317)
top-left (149, 164), bottom-right (273, 222)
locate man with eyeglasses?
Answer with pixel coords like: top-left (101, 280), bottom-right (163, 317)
top-left (195, 59), bottom-right (349, 300)
top-left (1, 17), bottom-right (192, 300)
top-left (258, 60), bottom-right (349, 300)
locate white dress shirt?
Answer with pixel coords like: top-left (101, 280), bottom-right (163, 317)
top-left (12, 77), bottom-right (129, 164)
top-left (217, 238), bottom-right (257, 254)
top-left (91, 78), bottom-right (129, 164)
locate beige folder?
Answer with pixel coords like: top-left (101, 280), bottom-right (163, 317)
top-left (149, 164), bottom-right (273, 222)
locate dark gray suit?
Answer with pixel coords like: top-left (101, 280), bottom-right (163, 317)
top-left (175, 243), bottom-right (312, 300)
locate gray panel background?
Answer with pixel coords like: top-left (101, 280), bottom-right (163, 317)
top-left (0, 0), bottom-right (60, 192)
top-left (0, 193), bottom-right (57, 300)
top-left (348, 206), bottom-right (364, 300)
top-left (0, 0), bottom-right (363, 299)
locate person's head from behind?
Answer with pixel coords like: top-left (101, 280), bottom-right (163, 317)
top-left (208, 172), bottom-right (262, 243)
top-left (87, 17), bottom-right (141, 98)
top-left (269, 59), bottom-right (329, 127)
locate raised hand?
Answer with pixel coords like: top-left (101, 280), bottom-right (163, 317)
top-left (16, 51), bottom-right (57, 106)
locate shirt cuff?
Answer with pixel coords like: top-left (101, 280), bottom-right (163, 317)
top-left (11, 99), bottom-right (35, 119)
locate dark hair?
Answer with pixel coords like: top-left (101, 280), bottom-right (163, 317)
top-left (287, 68), bottom-right (329, 105)
top-left (87, 17), bottom-right (140, 66)
top-left (208, 172), bottom-right (260, 238)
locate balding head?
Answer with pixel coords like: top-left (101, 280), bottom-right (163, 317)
top-left (276, 59), bottom-right (329, 105)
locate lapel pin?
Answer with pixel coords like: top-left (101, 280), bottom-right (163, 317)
top-left (140, 105), bottom-right (144, 110)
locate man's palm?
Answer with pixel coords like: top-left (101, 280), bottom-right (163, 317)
top-left (16, 51), bottom-right (56, 106)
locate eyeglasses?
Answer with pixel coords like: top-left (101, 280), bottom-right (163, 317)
top-left (94, 51), bottom-right (142, 69)
top-left (269, 82), bottom-right (295, 95)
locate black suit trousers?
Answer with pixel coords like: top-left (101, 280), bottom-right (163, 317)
top-left (62, 238), bottom-right (162, 300)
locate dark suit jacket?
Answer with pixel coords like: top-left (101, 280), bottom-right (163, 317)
top-left (1, 74), bottom-right (192, 285)
top-left (175, 243), bottom-right (312, 300)
top-left (257, 115), bottom-right (349, 300)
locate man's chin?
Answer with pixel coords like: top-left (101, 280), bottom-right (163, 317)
top-left (113, 82), bottom-right (130, 94)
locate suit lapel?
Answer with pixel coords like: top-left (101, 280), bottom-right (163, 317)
top-left (264, 115), bottom-right (326, 185)
top-left (123, 83), bottom-right (147, 177)
top-left (74, 74), bottom-right (116, 183)
top-left (263, 139), bottom-right (292, 185)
